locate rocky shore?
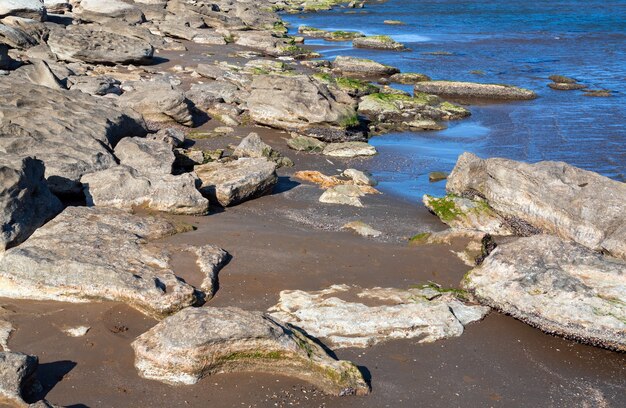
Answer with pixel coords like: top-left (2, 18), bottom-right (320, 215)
top-left (0, 1), bottom-right (624, 407)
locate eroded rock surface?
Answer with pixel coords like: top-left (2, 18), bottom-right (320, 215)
top-left (269, 284), bottom-right (489, 348)
top-left (0, 0), bottom-right (45, 21)
top-left (414, 81), bottom-right (537, 100)
top-left (463, 235), bottom-right (626, 351)
top-left (0, 351), bottom-right (38, 406)
top-left (132, 307), bottom-right (370, 396)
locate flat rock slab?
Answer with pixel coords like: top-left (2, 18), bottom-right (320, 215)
top-left (269, 284), bottom-right (489, 348)
top-left (119, 82), bottom-right (193, 126)
top-left (47, 25), bottom-right (153, 65)
top-left (332, 56), bottom-right (399, 78)
top-left (132, 307), bottom-right (369, 396)
top-left (463, 235), bottom-right (626, 351)
top-left (0, 0), bottom-right (45, 20)
top-left (75, 0), bottom-right (144, 24)
top-left (414, 81), bottom-right (536, 100)
top-left (446, 152), bottom-right (626, 260)
top-left (0, 157), bottom-right (62, 251)
top-left (0, 79), bottom-right (146, 195)
top-left (322, 142), bottom-right (377, 158)
top-left (0, 207), bottom-right (201, 318)
top-left (195, 158), bottom-right (277, 207)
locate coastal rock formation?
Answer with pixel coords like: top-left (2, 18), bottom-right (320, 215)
top-left (0, 157), bottom-right (62, 251)
top-left (47, 25), bottom-right (153, 65)
top-left (195, 158), bottom-right (278, 206)
top-left (0, 0), bottom-right (45, 21)
top-left (390, 73), bottom-right (431, 84)
top-left (446, 153), bottom-right (626, 260)
top-left (75, 0), bottom-right (145, 24)
top-left (247, 75), bottom-right (356, 131)
top-left (182, 244), bottom-right (229, 296)
top-left (322, 142), bottom-right (377, 158)
top-left (132, 307), bottom-right (370, 396)
top-left (119, 81), bottom-right (193, 126)
top-left (353, 35), bottom-right (405, 51)
top-left (269, 284), bottom-right (489, 348)
top-left (0, 79), bottom-right (146, 194)
top-left (414, 81), bottom-right (537, 100)
top-left (114, 137), bottom-right (175, 176)
top-left (82, 166), bottom-right (209, 215)
top-left (463, 235), bottom-right (626, 351)
top-left (0, 207), bottom-right (198, 318)
top-left (332, 56), bottom-right (400, 78)
top-left (548, 75), bottom-right (586, 90)
top-left (0, 351), bottom-right (39, 406)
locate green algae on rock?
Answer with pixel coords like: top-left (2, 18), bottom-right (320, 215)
top-left (414, 81), bottom-right (537, 100)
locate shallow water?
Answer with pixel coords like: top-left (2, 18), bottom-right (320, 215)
top-left (284, 0), bottom-right (626, 200)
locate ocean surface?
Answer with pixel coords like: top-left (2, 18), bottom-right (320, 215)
top-left (283, 0), bottom-right (626, 201)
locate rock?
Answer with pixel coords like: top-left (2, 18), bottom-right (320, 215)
top-left (428, 171), bottom-right (448, 182)
top-left (297, 26), bottom-right (364, 41)
top-left (64, 326), bottom-right (90, 337)
top-left (353, 35), bottom-right (405, 51)
top-left (0, 207), bottom-right (199, 318)
top-left (548, 75), bottom-right (577, 84)
top-left (384, 20), bottom-right (405, 25)
top-left (414, 81), bottom-right (537, 100)
top-left (69, 75), bottom-right (121, 96)
top-left (148, 128), bottom-right (185, 148)
top-left (286, 134), bottom-right (327, 152)
top-left (463, 235), bottom-right (626, 351)
top-left (82, 166), bottom-right (209, 215)
top-left (0, 321), bottom-right (13, 351)
top-left (23, 59), bottom-right (64, 89)
top-left (183, 245), bottom-right (228, 296)
top-left (319, 185), bottom-right (365, 207)
top-left (423, 194), bottom-right (514, 235)
top-left (0, 22), bottom-right (38, 49)
top-left (120, 81), bottom-right (193, 126)
top-left (195, 158), bottom-right (277, 207)
top-left (0, 79), bottom-right (146, 195)
top-left (47, 25), bottom-right (153, 65)
top-left (1, 157), bottom-right (63, 251)
top-left (322, 142), bottom-right (377, 158)
top-left (342, 221), bottom-right (382, 237)
top-left (446, 153), bottom-right (626, 260)
top-left (332, 56), bottom-right (400, 78)
top-left (548, 82), bottom-right (586, 91)
top-left (0, 0), bottom-right (45, 21)
top-left (0, 351), bottom-right (39, 406)
top-left (185, 81), bottom-right (240, 110)
top-left (115, 137), bottom-right (175, 176)
top-left (303, 126), bottom-right (367, 143)
top-left (342, 169), bottom-right (377, 186)
top-left (75, 0), bottom-right (144, 24)
top-left (269, 284), bottom-right (489, 348)
top-left (247, 74), bottom-right (357, 131)
top-left (390, 72), bottom-right (431, 84)
top-left (43, 0), bottom-right (71, 14)
top-left (583, 89), bottom-right (612, 97)
top-left (131, 307), bottom-right (369, 396)
top-left (233, 132), bottom-right (272, 159)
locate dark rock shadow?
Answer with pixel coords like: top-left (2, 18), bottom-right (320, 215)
top-left (27, 360), bottom-right (77, 402)
top-left (270, 176), bottom-right (300, 195)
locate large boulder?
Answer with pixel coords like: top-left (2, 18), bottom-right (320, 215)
top-left (446, 153), bottom-right (626, 260)
top-left (0, 207), bottom-right (198, 318)
top-left (247, 74), bottom-right (357, 131)
top-left (75, 0), bottom-right (145, 24)
top-left (114, 137), bottom-right (175, 176)
top-left (120, 81), bottom-right (194, 126)
top-left (463, 235), bottom-right (626, 351)
top-left (47, 25), bottom-right (153, 65)
top-left (0, 157), bottom-right (62, 251)
top-left (0, 79), bottom-right (146, 195)
top-left (332, 56), bottom-right (399, 78)
top-left (0, 0), bottom-right (45, 21)
top-left (413, 81), bottom-right (537, 100)
top-left (195, 158), bottom-right (277, 206)
top-left (269, 284), bottom-right (489, 348)
top-left (131, 307), bottom-right (370, 396)
top-left (82, 166), bottom-right (209, 215)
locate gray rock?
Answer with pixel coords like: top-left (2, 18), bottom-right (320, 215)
top-left (0, 157), bottom-right (62, 252)
top-left (23, 59), bottom-right (64, 89)
top-left (322, 142), bottom-right (377, 158)
top-left (131, 307), bottom-right (370, 396)
top-left (47, 25), bottom-right (153, 65)
top-left (332, 56), bottom-right (400, 78)
top-left (0, 22), bottom-right (38, 49)
top-left (414, 81), bottom-right (537, 100)
top-left (247, 74), bottom-right (356, 131)
top-left (148, 128), bottom-right (185, 148)
top-left (342, 169), bottom-right (377, 186)
top-left (75, 0), bottom-right (145, 24)
top-left (286, 134), bottom-right (327, 152)
top-left (446, 153), bottom-right (626, 260)
top-left (81, 166), bottom-right (209, 215)
top-left (319, 185), bottom-right (365, 207)
top-left (0, 207), bottom-right (198, 318)
top-left (233, 132), bottom-right (272, 159)
top-left (43, 0), bottom-right (71, 13)
top-left (115, 137), bottom-right (175, 176)
top-left (195, 158), bottom-right (277, 206)
top-left (463, 235), bottom-right (626, 351)
top-left (0, 0), bottom-right (45, 21)
top-left (120, 81), bottom-right (194, 126)
top-left (185, 81), bottom-right (240, 110)
top-left (0, 351), bottom-right (39, 406)
top-left (69, 75), bottom-right (121, 96)
top-left (353, 35), bottom-right (405, 51)
top-left (342, 221), bottom-right (382, 238)
top-left (390, 73), bottom-right (431, 84)
top-left (269, 284), bottom-right (489, 348)
top-left (182, 244), bottom-right (228, 296)
top-left (0, 79), bottom-right (146, 195)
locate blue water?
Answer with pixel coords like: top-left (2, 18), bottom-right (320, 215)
top-left (283, 0), bottom-right (626, 201)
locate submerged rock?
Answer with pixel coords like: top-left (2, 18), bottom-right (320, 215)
top-left (414, 81), bottom-right (537, 100)
top-left (0, 157), bottom-right (62, 251)
top-left (195, 158), bottom-right (277, 206)
top-left (446, 153), bottom-right (626, 260)
top-left (132, 307), bottom-right (370, 396)
top-left (463, 235), bottom-right (626, 351)
top-left (0, 207), bottom-right (198, 318)
top-left (269, 284), bottom-right (488, 348)
top-left (548, 75), bottom-right (586, 90)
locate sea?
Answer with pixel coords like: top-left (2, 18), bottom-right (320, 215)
top-left (283, 0), bottom-right (626, 201)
